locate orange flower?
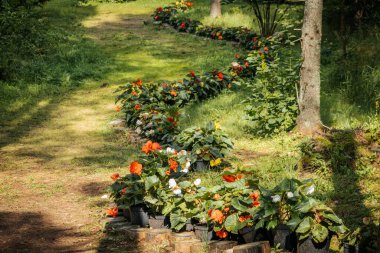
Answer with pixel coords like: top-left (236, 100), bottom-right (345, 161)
top-left (169, 159), bottom-right (178, 172)
top-left (142, 140), bottom-right (153, 154)
top-left (185, 2), bottom-right (193, 7)
top-left (189, 70), bottom-right (195, 77)
top-left (252, 200), bottom-right (261, 207)
top-left (111, 173), bottom-right (119, 181)
top-left (106, 207), bottom-right (118, 218)
top-left (244, 61), bottom-right (249, 67)
top-left (207, 209), bottom-right (213, 217)
top-left (250, 191), bottom-right (260, 201)
top-left (136, 79), bottom-right (143, 86)
top-left (134, 104), bottom-right (141, 110)
top-left (121, 188), bottom-right (126, 194)
top-left (163, 83), bottom-right (168, 87)
top-left (152, 142), bottom-right (161, 151)
top-left (239, 214), bottom-right (252, 222)
top-left (131, 91), bottom-right (138, 96)
top-left (237, 174), bottom-right (244, 179)
top-left (217, 72), bottom-right (224, 81)
top-left (130, 161), bottom-right (142, 175)
top-left (216, 229), bottom-right (228, 239)
top-left (222, 175), bottom-right (237, 182)
top-left (235, 54), bottom-right (240, 59)
top-left (170, 91), bottom-right (177, 97)
top-left (213, 194), bottom-right (221, 200)
top-left (264, 47), bottom-right (269, 51)
top-left (218, 35), bottom-right (223, 40)
top-left (210, 210), bottom-right (224, 224)
top-left (115, 105), bottom-right (121, 112)
top-left (223, 207), bottom-right (230, 213)
top-left (165, 170), bottom-right (170, 176)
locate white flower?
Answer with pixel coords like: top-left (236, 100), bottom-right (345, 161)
top-left (169, 179), bottom-right (177, 189)
top-left (146, 130), bottom-right (155, 135)
top-left (271, 195), bottom-right (281, 203)
top-left (147, 122), bottom-right (153, 127)
top-left (306, 185), bottom-right (315, 195)
top-left (231, 62), bottom-right (239, 67)
top-left (287, 192), bottom-right (294, 198)
top-left (166, 147), bottom-right (176, 154)
top-left (173, 188), bottom-right (182, 195)
top-left (182, 168), bottom-right (189, 173)
top-left (178, 150), bottom-right (187, 156)
top-left (101, 194), bottom-right (108, 199)
top-left (184, 161), bottom-right (191, 169)
top-left (136, 120), bottom-right (142, 126)
top-left (135, 127), bottom-right (142, 134)
top-left (193, 179), bottom-right (201, 186)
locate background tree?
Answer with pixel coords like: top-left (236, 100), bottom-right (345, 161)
top-left (210, 0), bottom-right (222, 18)
top-left (297, 0), bottom-right (323, 135)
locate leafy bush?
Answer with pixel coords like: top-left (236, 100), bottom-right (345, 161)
top-left (0, 0), bottom-right (48, 11)
top-left (243, 56), bottom-right (299, 137)
top-left (175, 121), bottom-right (234, 162)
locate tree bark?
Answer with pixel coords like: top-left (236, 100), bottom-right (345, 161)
top-left (297, 0), bottom-right (323, 135)
top-left (210, 0), bottom-right (222, 18)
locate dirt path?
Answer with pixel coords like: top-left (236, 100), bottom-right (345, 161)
top-left (0, 10), bottom-right (146, 252)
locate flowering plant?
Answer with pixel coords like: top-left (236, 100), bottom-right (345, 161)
top-left (202, 168), bottom-right (261, 238)
top-left (254, 178), bottom-right (315, 231)
top-left (175, 121), bottom-right (233, 164)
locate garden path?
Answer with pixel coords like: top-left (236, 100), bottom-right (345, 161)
top-left (0, 6), bottom-right (173, 253)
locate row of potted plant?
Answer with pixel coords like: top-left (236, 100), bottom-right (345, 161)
top-left (106, 139), bottom-right (360, 252)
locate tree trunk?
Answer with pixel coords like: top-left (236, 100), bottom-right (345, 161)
top-left (210, 0), bottom-right (222, 18)
top-left (297, 0), bottom-right (323, 135)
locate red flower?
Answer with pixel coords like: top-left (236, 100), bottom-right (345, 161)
top-left (167, 117), bottom-right (175, 122)
top-left (169, 159), bottom-right (178, 172)
top-left (189, 70), bottom-right (195, 77)
top-left (170, 91), bottom-right (177, 96)
top-left (130, 161), bottom-right (142, 175)
top-left (264, 47), bottom-right (269, 52)
top-left (252, 200), bottom-right (261, 207)
top-left (244, 62), bottom-right (249, 67)
top-left (154, 16), bottom-right (160, 21)
top-left (136, 79), bottom-right (143, 86)
top-left (173, 122), bottom-right (177, 127)
top-left (134, 104), bottom-right (141, 110)
top-left (253, 37), bottom-right (257, 42)
top-left (239, 214), bottom-right (252, 222)
top-left (157, 7), bottom-right (163, 12)
top-left (180, 23), bottom-right (186, 29)
top-left (185, 2), bottom-right (193, 7)
top-left (131, 91), bottom-right (138, 96)
top-left (115, 105), bottom-right (121, 112)
top-left (217, 72), bottom-right (224, 81)
top-left (121, 188), bottom-right (126, 194)
top-left (211, 33), bottom-right (216, 37)
top-left (222, 175), bottom-right (237, 182)
top-left (235, 54), bottom-right (240, 59)
top-left (111, 173), bottom-right (119, 181)
top-left (163, 83), bottom-right (168, 87)
top-left (106, 207), bottom-right (118, 218)
top-left (216, 229), bottom-right (228, 239)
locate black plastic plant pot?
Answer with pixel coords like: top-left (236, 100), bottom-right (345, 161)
top-left (239, 226), bottom-right (256, 243)
top-left (273, 224), bottom-right (297, 251)
top-left (122, 208), bottom-right (131, 221)
top-left (129, 205), bottom-right (149, 227)
top-left (149, 215), bottom-right (170, 229)
top-left (297, 236), bottom-right (330, 253)
top-left (343, 244), bottom-right (359, 253)
top-left (194, 224), bottom-right (214, 242)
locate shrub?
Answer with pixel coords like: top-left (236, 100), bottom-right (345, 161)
top-left (243, 55), bottom-right (299, 137)
top-left (174, 121), bottom-right (233, 163)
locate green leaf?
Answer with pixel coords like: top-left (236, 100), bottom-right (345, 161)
top-left (231, 198), bottom-right (248, 212)
top-left (323, 213), bottom-right (343, 224)
top-left (224, 213), bottom-right (240, 233)
top-left (145, 175), bottom-right (159, 190)
top-left (296, 217), bottom-right (314, 234)
top-left (311, 224), bottom-right (329, 243)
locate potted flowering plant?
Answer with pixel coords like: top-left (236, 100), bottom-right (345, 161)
top-left (293, 198), bottom-right (348, 253)
top-left (254, 178), bottom-right (315, 251)
top-left (108, 161), bottom-right (149, 227)
top-left (201, 168), bottom-right (261, 241)
top-left (175, 121), bottom-right (233, 170)
top-left (161, 177), bottom-right (204, 232)
top-left (139, 141), bottom-right (194, 228)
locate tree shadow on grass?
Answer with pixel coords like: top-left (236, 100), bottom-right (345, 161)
top-left (0, 212), bottom-right (95, 253)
